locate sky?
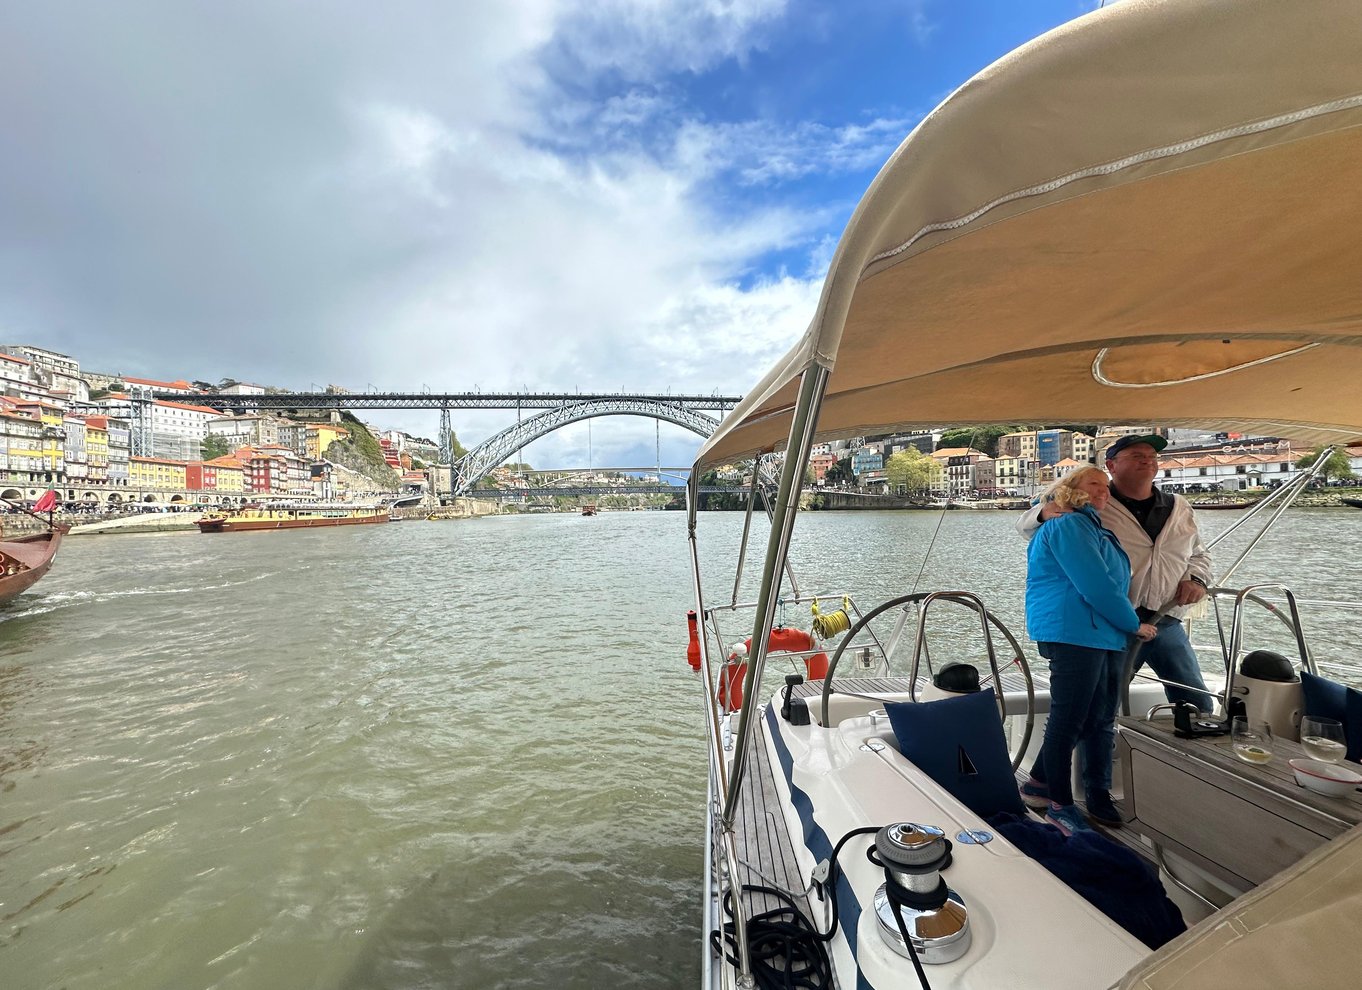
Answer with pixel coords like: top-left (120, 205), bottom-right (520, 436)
top-left (0, 1), bottom-right (1103, 471)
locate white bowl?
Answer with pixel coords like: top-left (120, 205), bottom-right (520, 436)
top-left (1289, 758), bottom-right (1362, 798)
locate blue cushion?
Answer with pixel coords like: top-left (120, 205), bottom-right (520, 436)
top-left (884, 688), bottom-right (1025, 818)
top-left (1301, 670), bottom-right (1362, 763)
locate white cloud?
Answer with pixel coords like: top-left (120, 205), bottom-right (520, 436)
top-left (0, 0), bottom-right (896, 467)
top-left (552, 0), bottom-right (790, 78)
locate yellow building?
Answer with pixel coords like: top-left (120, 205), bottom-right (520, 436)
top-left (15, 400), bottom-right (65, 478)
top-left (305, 423), bottom-right (349, 461)
top-left (204, 456), bottom-right (246, 492)
top-left (129, 457), bottom-right (188, 490)
top-left (85, 415), bottom-right (110, 483)
top-left (0, 407), bottom-right (44, 482)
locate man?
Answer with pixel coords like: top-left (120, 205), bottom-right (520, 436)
top-left (1018, 434), bottom-right (1215, 712)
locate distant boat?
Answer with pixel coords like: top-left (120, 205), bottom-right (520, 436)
top-left (0, 526), bottom-right (67, 605)
top-left (581, 504), bottom-right (598, 516)
top-left (197, 502), bottom-right (391, 533)
top-left (1192, 500), bottom-right (1256, 510)
top-left (1342, 498), bottom-right (1362, 509)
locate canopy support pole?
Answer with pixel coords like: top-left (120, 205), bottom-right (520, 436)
top-left (721, 364), bottom-right (828, 828)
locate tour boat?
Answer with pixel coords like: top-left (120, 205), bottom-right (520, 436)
top-left (686, 2), bottom-right (1362, 988)
top-left (197, 502), bottom-right (392, 532)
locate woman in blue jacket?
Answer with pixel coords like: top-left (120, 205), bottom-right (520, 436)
top-left (1020, 466), bottom-right (1157, 835)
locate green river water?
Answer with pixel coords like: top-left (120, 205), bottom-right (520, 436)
top-left (3, 508), bottom-right (1360, 989)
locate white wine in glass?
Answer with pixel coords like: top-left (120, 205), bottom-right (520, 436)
top-left (1232, 717), bottom-right (1273, 764)
top-left (1300, 715), bottom-right (1346, 763)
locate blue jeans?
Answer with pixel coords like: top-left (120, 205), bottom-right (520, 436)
top-left (1029, 643), bottom-right (1123, 806)
top-left (1134, 617), bottom-right (1215, 711)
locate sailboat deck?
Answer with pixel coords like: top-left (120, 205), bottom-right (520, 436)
top-left (730, 709), bottom-right (824, 928)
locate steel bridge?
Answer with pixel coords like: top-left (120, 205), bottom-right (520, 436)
top-left (463, 485), bottom-right (731, 499)
top-left (151, 389), bottom-right (742, 497)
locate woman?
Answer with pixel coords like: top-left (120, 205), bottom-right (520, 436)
top-left (1020, 466), bottom-right (1157, 836)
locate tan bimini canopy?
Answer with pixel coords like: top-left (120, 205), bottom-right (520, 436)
top-left (695, 0), bottom-right (1362, 470)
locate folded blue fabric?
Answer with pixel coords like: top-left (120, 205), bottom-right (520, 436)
top-left (1300, 670), bottom-right (1362, 762)
top-left (987, 811), bottom-right (1186, 949)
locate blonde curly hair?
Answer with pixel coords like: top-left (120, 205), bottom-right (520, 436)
top-left (1046, 465), bottom-right (1109, 511)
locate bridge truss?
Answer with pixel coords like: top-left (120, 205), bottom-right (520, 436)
top-left (451, 397), bottom-right (721, 496)
top-left (149, 389), bottom-right (741, 498)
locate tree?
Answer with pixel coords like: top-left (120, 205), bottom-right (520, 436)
top-left (936, 425), bottom-right (1017, 457)
top-left (201, 434), bottom-right (231, 460)
top-left (824, 456), bottom-right (854, 487)
top-left (1295, 446), bottom-right (1355, 482)
top-left (886, 448), bottom-right (942, 495)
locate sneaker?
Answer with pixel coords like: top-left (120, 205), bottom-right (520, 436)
top-left (1044, 803), bottom-right (1092, 837)
top-left (1019, 777), bottom-right (1050, 810)
top-left (1085, 791), bottom-right (1123, 827)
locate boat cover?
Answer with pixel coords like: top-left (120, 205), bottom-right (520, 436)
top-left (1116, 821), bottom-right (1362, 988)
top-left (695, 0), bottom-right (1362, 469)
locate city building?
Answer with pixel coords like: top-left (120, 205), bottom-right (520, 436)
top-left (0, 345), bottom-right (88, 402)
top-left (206, 414), bottom-right (283, 448)
top-left (931, 447), bottom-right (991, 496)
top-left (85, 415), bottom-right (110, 484)
top-left (851, 446), bottom-right (883, 480)
top-left (129, 456), bottom-right (189, 490)
top-left (305, 423), bottom-right (349, 461)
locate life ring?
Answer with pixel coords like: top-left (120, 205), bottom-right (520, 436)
top-left (719, 627), bottom-right (829, 712)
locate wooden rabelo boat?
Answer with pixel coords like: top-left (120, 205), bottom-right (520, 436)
top-left (0, 493), bottom-right (67, 605)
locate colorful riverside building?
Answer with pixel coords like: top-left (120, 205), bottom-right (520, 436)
top-left (186, 458), bottom-right (246, 499)
top-left (0, 402), bottom-right (44, 486)
top-left (129, 457), bottom-right (188, 491)
top-left (84, 415), bottom-right (110, 485)
top-left (304, 423), bottom-right (349, 461)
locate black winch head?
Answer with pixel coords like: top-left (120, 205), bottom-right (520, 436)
top-left (932, 663), bottom-right (981, 694)
top-left (1240, 649), bottom-right (1297, 683)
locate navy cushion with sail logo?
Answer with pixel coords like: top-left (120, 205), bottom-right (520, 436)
top-left (884, 688), bottom-right (1025, 819)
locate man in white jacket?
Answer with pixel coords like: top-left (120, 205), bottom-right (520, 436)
top-left (1018, 434), bottom-right (1215, 711)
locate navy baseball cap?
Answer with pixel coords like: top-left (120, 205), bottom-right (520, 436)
top-left (1104, 434), bottom-right (1168, 460)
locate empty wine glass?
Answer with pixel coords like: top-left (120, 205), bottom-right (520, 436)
top-left (1300, 716), bottom-right (1346, 763)
top-left (1232, 716), bottom-right (1273, 765)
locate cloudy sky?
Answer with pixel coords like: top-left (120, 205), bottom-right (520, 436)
top-left (1, 1), bottom-right (1099, 468)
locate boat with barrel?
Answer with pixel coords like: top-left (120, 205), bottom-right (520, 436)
top-left (197, 501), bottom-right (392, 533)
top-left (0, 491), bottom-right (67, 604)
top-left (685, 2), bottom-right (1362, 987)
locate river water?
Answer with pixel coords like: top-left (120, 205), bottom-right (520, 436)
top-left (3, 508), bottom-right (1361, 990)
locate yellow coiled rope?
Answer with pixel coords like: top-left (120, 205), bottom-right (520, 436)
top-left (810, 596), bottom-right (851, 640)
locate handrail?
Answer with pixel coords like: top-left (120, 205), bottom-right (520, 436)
top-left (1220, 584), bottom-right (1315, 708)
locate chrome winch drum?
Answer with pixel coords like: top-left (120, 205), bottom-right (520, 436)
top-left (872, 822), bottom-right (971, 964)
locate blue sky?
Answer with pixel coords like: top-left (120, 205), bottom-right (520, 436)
top-left (0, 1), bottom-right (1100, 469)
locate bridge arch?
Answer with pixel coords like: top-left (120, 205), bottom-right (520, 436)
top-left (452, 398), bottom-right (718, 496)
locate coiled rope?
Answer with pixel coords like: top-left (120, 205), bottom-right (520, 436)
top-left (810, 597), bottom-right (851, 640)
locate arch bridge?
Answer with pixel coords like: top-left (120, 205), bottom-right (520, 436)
top-left (451, 397), bottom-right (722, 496)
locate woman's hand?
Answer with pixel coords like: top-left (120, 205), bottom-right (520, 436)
top-left (1135, 623), bottom-right (1159, 642)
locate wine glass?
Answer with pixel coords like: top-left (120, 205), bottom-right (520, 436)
top-left (1300, 716), bottom-right (1346, 763)
top-left (1232, 716), bottom-right (1274, 765)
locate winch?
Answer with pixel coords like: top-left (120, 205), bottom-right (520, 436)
top-left (871, 822), bottom-right (971, 965)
